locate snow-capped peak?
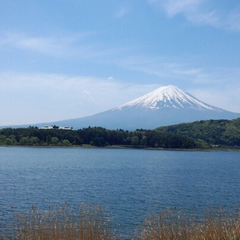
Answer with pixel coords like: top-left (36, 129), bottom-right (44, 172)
top-left (114, 85), bottom-right (216, 111)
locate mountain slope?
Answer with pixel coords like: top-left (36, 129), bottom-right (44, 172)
top-left (155, 118), bottom-right (240, 147)
top-left (36, 85), bottom-right (240, 130)
top-left (2, 85), bottom-right (240, 130)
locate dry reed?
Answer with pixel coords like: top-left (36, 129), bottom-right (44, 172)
top-left (2, 205), bottom-right (240, 240)
top-left (134, 206), bottom-right (240, 240)
top-left (1, 203), bottom-right (116, 240)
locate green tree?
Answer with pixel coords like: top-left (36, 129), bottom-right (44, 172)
top-left (131, 136), bottom-right (139, 145)
top-left (0, 135), bottom-right (6, 143)
top-left (62, 139), bottom-right (71, 146)
top-left (29, 137), bottom-right (39, 145)
top-left (51, 137), bottom-right (59, 145)
top-left (19, 137), bottom-right (29, 145)
top-left (5, 138), bottom-right (12, 145)
top-left (125, 137), bottom-right (132, 145)
top-left (140, 136), bottom-right (148, 146)
top-left (90, 137), bottom-right (106, 147)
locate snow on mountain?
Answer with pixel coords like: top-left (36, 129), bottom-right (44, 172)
top-left (44, 85), bottom-right (240, 130)
top-left (114, 85), bottom-right (217, 111)
top-left (2, 85), bottom-right (240, 130)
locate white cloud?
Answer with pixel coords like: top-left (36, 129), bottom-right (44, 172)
top-left (84, 90), bottom-right (94, 101)
top-left (117, 54), bottom-right (240, 88)
top-left (0, 72), bottom-right (159, 125)
top-left (0, 70), bottom-right (240, 126)
top-left (0, 31), bottom-right (118, 60)
top-left (188, 85), bottom-right (240, 113)
top-left (148, 0), bottom-right (240, 31)
top-left (116, 55), bottom-right (206, 81)
top-left (161, 0), bottom-right (203, 17)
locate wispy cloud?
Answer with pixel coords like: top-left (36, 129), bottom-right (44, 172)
top-left (1, 70), bottom-right (240, 125)
top-left (0, 72), bottom-right (159, 125)
top-left (0, 31), bottom-right (119, 60)
top-left (160, 0), bottom-right (204, 17)
top-left (116, 55), bottom-right (206, 82)
top-left (114, 6), bottom-right (130, 18)
top-left (188, 83), bottom-right (240, 113)
top-left (116, 54), bottom-right (240, 109)
top-left (84, 90), bottom-right (94, 101)
top-left (226, 11), bottom-right (240, 31)
top-left (148, 0), bottom-right (240, 31)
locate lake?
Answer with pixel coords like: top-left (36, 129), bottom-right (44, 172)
top-left (0, 147), bottom-right (240, 238)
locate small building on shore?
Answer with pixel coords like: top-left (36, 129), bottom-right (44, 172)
top-left (39, 125), bottom-right (73, 130)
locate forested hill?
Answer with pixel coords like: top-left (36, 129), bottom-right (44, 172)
top-left (155, 118), bottom-right (240, 148)
top-left (0, 126), bottom-right (196, 149)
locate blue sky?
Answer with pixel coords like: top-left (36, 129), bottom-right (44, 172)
top-left (0, 0), bottom-right (240, 125)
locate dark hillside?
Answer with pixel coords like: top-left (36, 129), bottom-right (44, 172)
top-left (155, 118), bottom-right (240, 147)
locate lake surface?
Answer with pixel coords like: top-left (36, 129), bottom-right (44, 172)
top-left (0, 147), bottom-right (240, 238)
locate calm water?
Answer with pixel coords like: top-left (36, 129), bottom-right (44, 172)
top-left (0, 147), bottom-right (240, 237)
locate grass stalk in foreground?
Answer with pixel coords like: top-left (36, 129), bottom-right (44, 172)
top-left (1, 203), bottom-right (116, 240)
top-left (2, 205), bottom-right (240, 239)
top-left (134, 206), bottom-right (240, 240)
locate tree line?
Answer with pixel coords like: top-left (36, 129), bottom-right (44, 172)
top-left (155, 118), bottom-right (240, 148)
top-left (0, 126), bottom-right (196, 149)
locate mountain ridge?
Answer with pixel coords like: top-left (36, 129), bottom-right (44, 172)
top-left (1, 85), bottom-right (240, 130)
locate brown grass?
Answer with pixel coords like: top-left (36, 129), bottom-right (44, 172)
top-left (134, 206), bottom-right (240, 240)
top-left (1, 203), bottom-right (116, 240)
top-left (2, 205), bottom-right (240, 240)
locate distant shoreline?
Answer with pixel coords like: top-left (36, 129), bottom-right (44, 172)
top-left (0, 144), bottom-right (239, 152)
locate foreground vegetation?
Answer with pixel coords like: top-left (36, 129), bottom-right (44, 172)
top-left (136, 207), bottom-right (240, 240)
top-left (1, 204), bottom-right (240, 240)
top-left (156, 117), bottom-right (240, 149)
top-left (0, 203), bottom-right (115, 240)
top-left (0, 126), bottom-right (196, 149)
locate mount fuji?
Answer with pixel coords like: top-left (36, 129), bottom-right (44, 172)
top-left (2, 85), bottom-right (240, 130)
top-left (33, 85), bottom-right (240, 130)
